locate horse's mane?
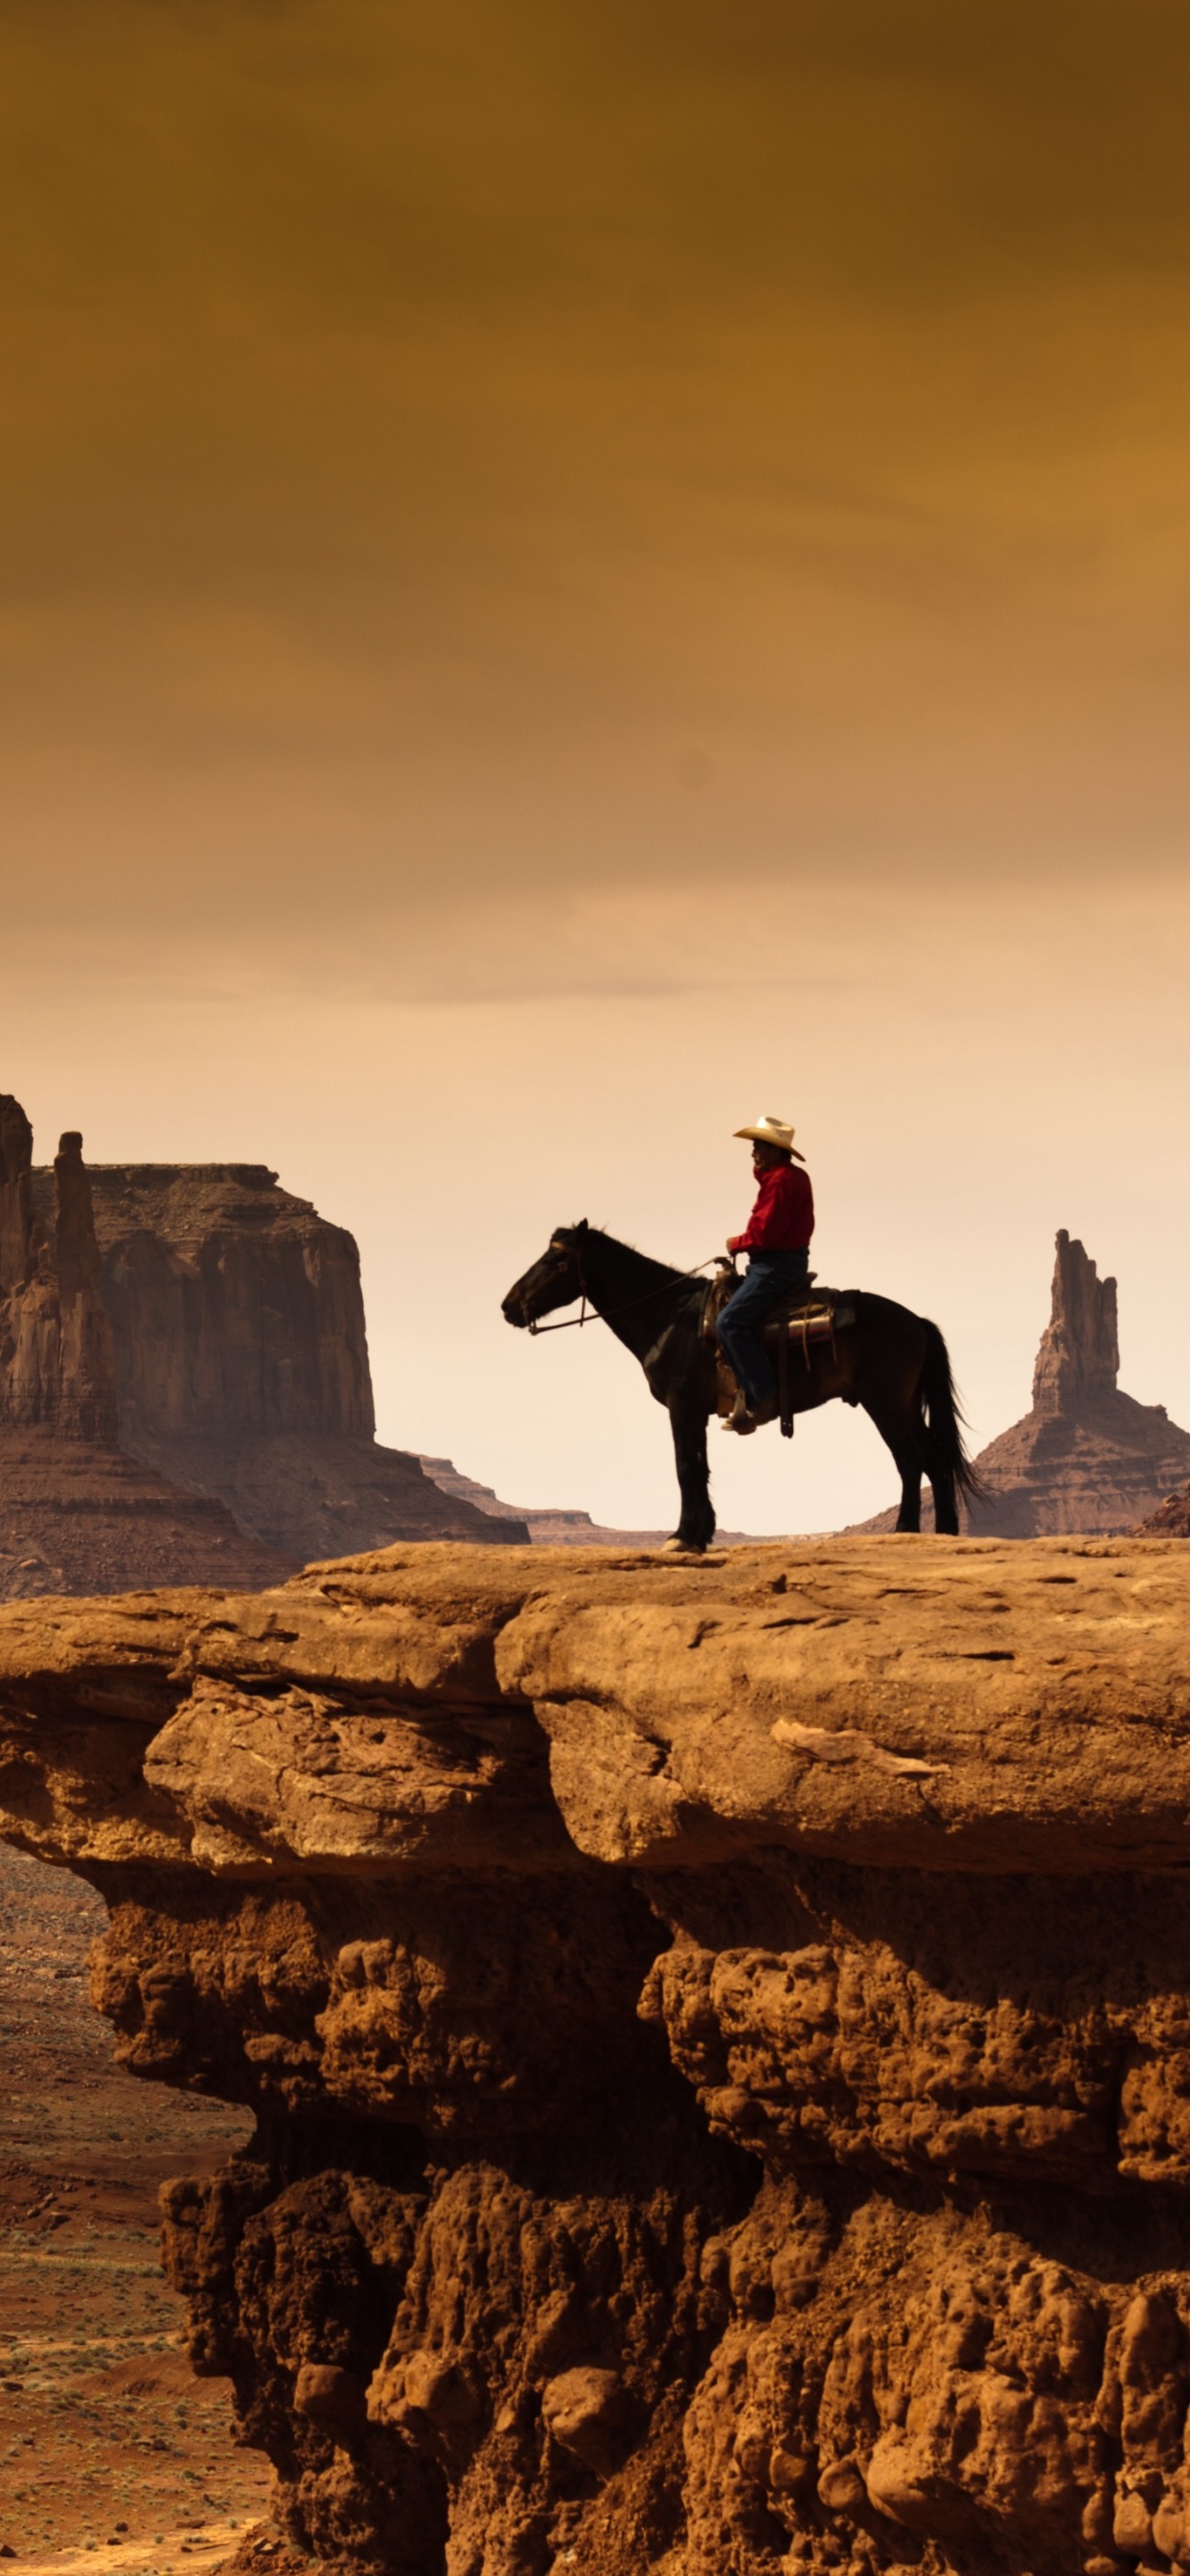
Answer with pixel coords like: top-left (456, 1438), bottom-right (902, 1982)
top-left (559, 1222), bottom-right (690, 1296)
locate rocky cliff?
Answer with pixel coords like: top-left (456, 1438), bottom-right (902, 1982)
top-left (7, 1534), bottom-right (1190, 2576)
top-left (1137, 1484), bottom-right (1190, 1537)
top-left (860, 1230), bottom-right (1190, 1535)
top-left (52, 1160), bottom-right (529, 1558)
top-left (1, 1100), bottom-right (291, 1597)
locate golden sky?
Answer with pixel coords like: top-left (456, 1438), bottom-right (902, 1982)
top-left (4, 0), bottom-right (1190, 1528)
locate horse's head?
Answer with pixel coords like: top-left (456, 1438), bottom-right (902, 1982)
top-left (501, 1221), bottom-right (589, 1329)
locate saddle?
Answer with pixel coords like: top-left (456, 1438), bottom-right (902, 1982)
top-left (701, 1267), bottom-right (858, 1436)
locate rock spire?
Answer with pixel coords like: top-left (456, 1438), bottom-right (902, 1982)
top-left (1031, 1227), bottom-right (1120, 1414)
top-left (0, 1093), bottom-right (34, 1292)
top-left (0, 1103), bottom-right (118, 1442)
top-left (857, 1229), bottom-right (1190, 1537)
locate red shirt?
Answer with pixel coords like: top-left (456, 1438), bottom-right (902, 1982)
top-left (729, 1162), bottom-right (814, 1254)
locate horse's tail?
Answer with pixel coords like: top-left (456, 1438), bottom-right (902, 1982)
top-left (919, 1319), bottom-right (984, 1534)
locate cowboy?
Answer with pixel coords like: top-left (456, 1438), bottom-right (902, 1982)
top-left (718, 1116), bottom-right (814, 1434)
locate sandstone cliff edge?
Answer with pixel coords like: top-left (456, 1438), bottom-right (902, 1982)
top-left (4, 1535), bottom-right (1190, 2576)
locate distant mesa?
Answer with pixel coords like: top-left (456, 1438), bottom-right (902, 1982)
top-left (74, 1158), bottom-right (529, 1562)
top-left (1, 1092), bottom-right (528, 1600)
top-left (1, 1099), bottom-right (288, 1598)
top-left (856, 1230), bottom-right (1190, 1537)
top-left (418, 1457), bottom-right (758, 1550)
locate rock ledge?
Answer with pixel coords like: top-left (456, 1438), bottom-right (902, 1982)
top-left (5, 1534), bottom-right (1190, 2576)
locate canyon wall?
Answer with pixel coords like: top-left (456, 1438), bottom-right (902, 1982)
top-left (6, 1535), bottom-right (1190, 2576)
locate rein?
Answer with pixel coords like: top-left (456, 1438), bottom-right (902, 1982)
top-left (526, 1244), bottom-right (727, 1334)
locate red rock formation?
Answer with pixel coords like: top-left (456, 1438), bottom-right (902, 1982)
top-left (858, 1229), bottom-right (1190, 1534)
top-left (1137, 1482), bottom-right (1190, 1536)
top-left (9, 1536), bottom-right (1190, 2576)
top-left (0, 1099), bottom-right (292, 1597)
top-left (3, 1097), bottom-right (523, 1590)
top-left (67, 1163), bottom-right (375, 1446)
top-left (1, 1104), bottom-right (118, 1442)
top-left (57, 1162), bottom-right (529, 1557)
top-left (0, 1094), bottom-right (35, 1292)
top-left (0, 1428), bottom-right (291, 1602)
top-left (1032, 1228), bottom-right (1121, 1413)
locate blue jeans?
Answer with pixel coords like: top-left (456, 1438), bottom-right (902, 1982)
top-left (718, 1250), bottom-right (810, 1408)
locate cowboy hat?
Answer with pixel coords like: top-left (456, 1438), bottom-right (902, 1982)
top-left (733, 1115), bottom-right (805, 1161)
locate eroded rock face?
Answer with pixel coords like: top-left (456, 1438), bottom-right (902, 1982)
top-left (2, 1102), bottom-right (525, 1583)
top-left (1, 1106), bottom-right (118, 1442)
top-left (1137, 1482), bottom-right (1190, 1537)
top-left (0, 1103), bottom-right (289, 1596)
top-left (70, 1162), bottom-right (531, 1556)
top-left (10, 1535), bottom-right (1190, 2576)
top-left (1032, 1230), bottom-right (1121, 1414)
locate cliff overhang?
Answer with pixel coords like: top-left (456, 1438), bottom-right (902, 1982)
top-left (5, 1534), bottom-right (1190, 2576)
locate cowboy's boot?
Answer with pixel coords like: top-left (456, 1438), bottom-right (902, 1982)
top-left (723, 1387), bottom-right (778, 1434)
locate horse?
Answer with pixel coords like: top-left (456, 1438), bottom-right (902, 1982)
top-left (501, 1221), bottom-right (981, 1551)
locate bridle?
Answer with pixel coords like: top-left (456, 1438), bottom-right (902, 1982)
top-left (524, 1236), bottom-right (727, 1335)
top-left (524, 1239), bottom-right (592, 1335)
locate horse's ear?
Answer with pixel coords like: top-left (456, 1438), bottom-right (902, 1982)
top-left (576, 1218), bottom-right (588, 1237)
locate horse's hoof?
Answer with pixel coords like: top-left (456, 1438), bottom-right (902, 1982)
top-left (660, 1535), bottom-right (688, 1552)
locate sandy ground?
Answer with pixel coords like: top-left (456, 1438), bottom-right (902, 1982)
top-left (0, 1845), bottom-right (289, 2573)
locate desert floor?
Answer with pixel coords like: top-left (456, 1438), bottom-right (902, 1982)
top-left (0, 1843), bottom-right (288, 2575)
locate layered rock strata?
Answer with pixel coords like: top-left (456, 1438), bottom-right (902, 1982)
top-left (1, 1102), bottom-right (290, 1596)
top-left (62, 1161), bottom-right (529, 1556)
top-left (0, 1428), bottom-right (292, 1602)
top-left (860, 1230), bottom-right (1190, 1535)
top-left (9, 1536), bottom-right (1190, 2575)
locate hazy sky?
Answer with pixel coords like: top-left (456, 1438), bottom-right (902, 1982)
top-left (4, 1), bottom-right (1190, 1531)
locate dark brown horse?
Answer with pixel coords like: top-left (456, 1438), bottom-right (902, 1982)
top-left (502, 1222), bottom-right (980, 1550)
